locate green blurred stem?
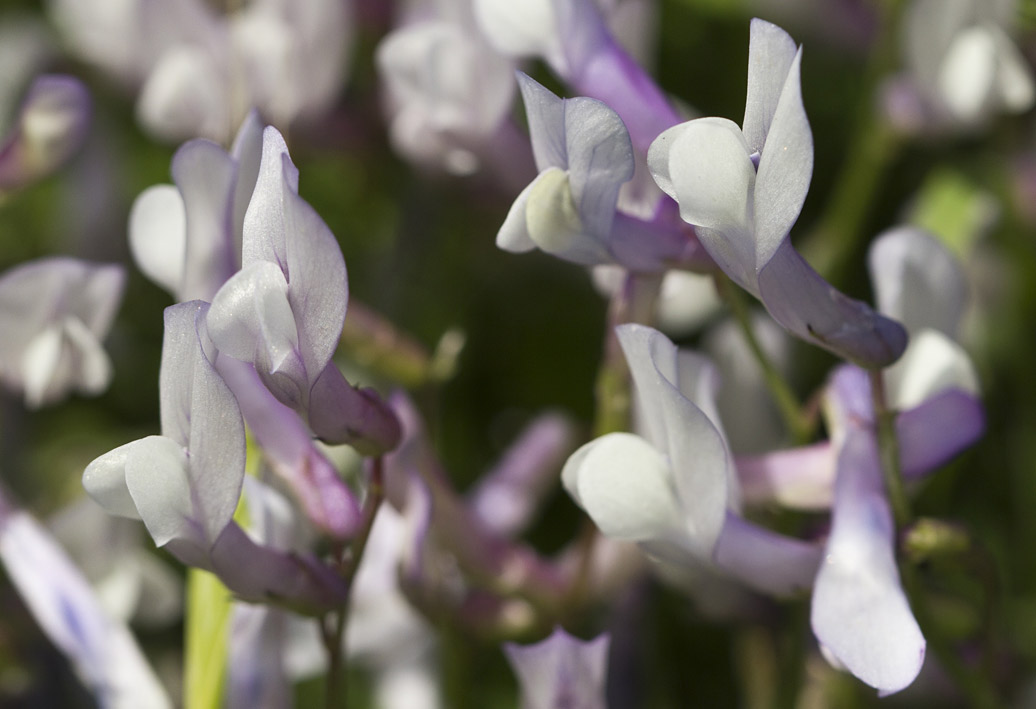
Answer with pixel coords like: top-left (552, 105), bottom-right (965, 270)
top-left (868, 369), bottom-right (910, 527)
top-left (592, 272), bottom-right (661, 437)
top-left (323, 458), bottom-right (386, 709)
top-left (714, 274), bottom-right (813, 444)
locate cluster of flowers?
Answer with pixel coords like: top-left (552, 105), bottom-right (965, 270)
top-left (0, 0), bottom-right (1027, 706)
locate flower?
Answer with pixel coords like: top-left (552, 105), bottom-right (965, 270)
top-left (0, 257), bottom-right (123, 408)
top-left (504, 627), bottom-right (610, 709)
top-left (647, 19), bottom-right (907, 368)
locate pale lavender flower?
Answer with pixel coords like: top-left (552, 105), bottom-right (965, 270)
top-left (83, 301), bottom-right (348, 613)
top-left (648, 19), bottom-right (907, 368)
top-left (50, 0), bottom-right (353, 142)
top-left (0, 74), bottom-right (90, 193)
top-left (0, 257), bottom-right (124, 408)
top-left (376, 0), bottom-right (521, 177)
top-left (562, 324), bottom-right (822, 597)
top-left (901, 0), bottom-right (1033, 128)
top-left (504, 627), bottom-right (610, 709)
top-left (205, 125), bottom-right (401, 454)
top-left (496, 75), bottom-right (701, 270)
top-left (0, 490), bottom-right (171, 709)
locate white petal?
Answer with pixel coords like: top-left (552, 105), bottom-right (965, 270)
top-left (754, 49), bottom-right (812, 267)
top-left (562, 433), bottom-right (683, 542)
top-left (136, 46), bottom-right (229, 142)
top-left (82, 441), bottom-right (146, 521)
top-left (496, 176), bottom-right (539, 253)
top-left (473, 0), bottom-right (560, 64)
top-left (525, 167), bottom-right (611, 264)
top-left (123, 435), bottom-right (196, 548)
top-left (884, 329), bottom-right (979, 410)
top-left (516, 73), bottom-right (569, 171)
top-left (743, 18), bottom-right (799, 154)
top-left (938, 25), bottom-right (998, 121)
top-left (20, 325), bottom-right (64, 409)
top-left (811, 430), bottom-right (925, 694)
top-left (867, 226), bottom-right (967, 338)
top-left (991, 24), bottom-right (1035, 112)
top-left (129, 185), bottom-right (187, 297)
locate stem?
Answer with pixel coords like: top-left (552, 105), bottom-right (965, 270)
top-left (868, 370), bottom-right (910, 527)
top-left (322, 458), bottom-right (386, 709)
top-left (714, 274), bottom-right (813, 444)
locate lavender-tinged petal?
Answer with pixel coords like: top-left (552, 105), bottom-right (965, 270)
top-left (159, 302), bottom-right (246, 543)
top-left (736, 442), bottom-right (837, 511)
top-left (0, 75), bottom-right (90, 192)
top-left (898, 389), bottom-right (985, 479)
top-left (754, 49), bottom-right (812, 266)
top-left (884, 329), bottom-right (979, 410)
top-left (504, 627), bottom-right (610, 709)
top-left (743, 18), bottom-right (799, 154)
top-left (308, 361), bottom-right (402, 454)
top-left (122, 435), bottom-right (199, 548)
top-left (469, 413), bottom-right (575, 538)
top-left (563, 96), bottom-right (634, 240)
top-left (561, 433), bottom-right (684, 542)
top-left (496, 175), bottom-right (540, 253)
top-left (242, 126), bottom-right (297, 268)
top-left (171, 139), bottom-right (239, 302)
top-left (129, 185), bottom-right (187, 297)
top-left (73, 262), bottom-right (126, 339)
top-left (811, 429), bottom-right (925, 695)
top-left (867, 227), bottom-right (967, 338)
top-left (207, 261), bottom-right (306, 405)
top-left (713, 512), bottom-right (822, 596)
top-left (616, 324), bottom-right (732, 551)
top-left (0, 504), bottom-right (172, 709)
top-left (758, 240), bottom-right (907, 368)
top-left (229, 111), bottom-right (264, 260)
top-left (554, 0), bottom-right (681, 152)
top-left (226, 605), bottom-right (290, 709)
top-left (216, 355), bottom-right (361, 539)
top-left (516, 73), bottom-right (569, 171)
top-left (825, 363), bottom-right (875, 432)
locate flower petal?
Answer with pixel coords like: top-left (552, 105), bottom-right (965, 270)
top-left (884, 329), bottom-right (979, 410)
top-left (504, 627), bottom-right (610, 709)
top-left (743, 18), bottom-right (799, 154)
top-left (129, 185), bottom-right (187, 297)
top-left (811, 429), bottom-right (925, 694)
top-left (713, 513), bottom-right (822, 596)
top-left (898, 388), bottom-right (985, 479)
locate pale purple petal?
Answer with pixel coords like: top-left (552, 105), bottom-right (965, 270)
top-left (307, 361), bottom-right (403, 453)
top-left (753, 49), bottom-right (813, 265)
top-left (743, 18), bottom-right (799, 154)
top-left (713, 513), bottom-right (822, 596)
top-left (898, 388), bottom-right (985, 479)
top-left (226, 605), bottom-right (290, 709)
top-left (215, 355), bottom-right (362, 539)
top-left (0, 75), bottom-right (90, 191)
top-left (758, 240), bottom-right (908, 368)
top-left (736, 442), bottom-right (837, 510)
top-left (811, 429), bottom-right (925, 694)
top-left (0, 502), bottom-right (171, 708)
top-left (867, 227), bottom-right (967, 338)
top-left (229, 110), bottom-right (264, 258)
top-left (504, 627), bottom-right (610, 709)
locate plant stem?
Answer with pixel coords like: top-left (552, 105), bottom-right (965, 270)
top-left (714, 274), bottom-right (813, 444)
top-left (322, 457), bottom-right (386, 709)
top-left (867, 369), bottom-right (910, 527)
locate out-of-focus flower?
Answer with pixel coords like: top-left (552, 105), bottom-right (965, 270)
top-left (0, 74), bottom-right (90, 193)
top-left (496, 75), bottom-right (700, 270)
top-left (376, 0), bottom-right (521, 178)
top-left (0, 490), bottom-right (171, 709)
top-left (49, 0), bottom-right (352, 143)
top-left (504, 627), bottom-right (610, 709)
top-left (83, 302), bottom-right (348, 614)
top-left (129, 111), bottom-right (263, 303)
top-left (648, 19), bottom-right (906, 368)
top-left (592, 265), bottom-right (723, 337)
top-left (0, 257), bottom-right (123, 408)
top-left (899, 0), bottom-right (1033, 128)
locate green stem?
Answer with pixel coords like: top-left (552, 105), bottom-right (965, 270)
top-left (868, 369), bottom-right (910, 527)
top-left (322, 458), bottom-right (386, 709)
top-left (714, 274), bottom-right (813, 444)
